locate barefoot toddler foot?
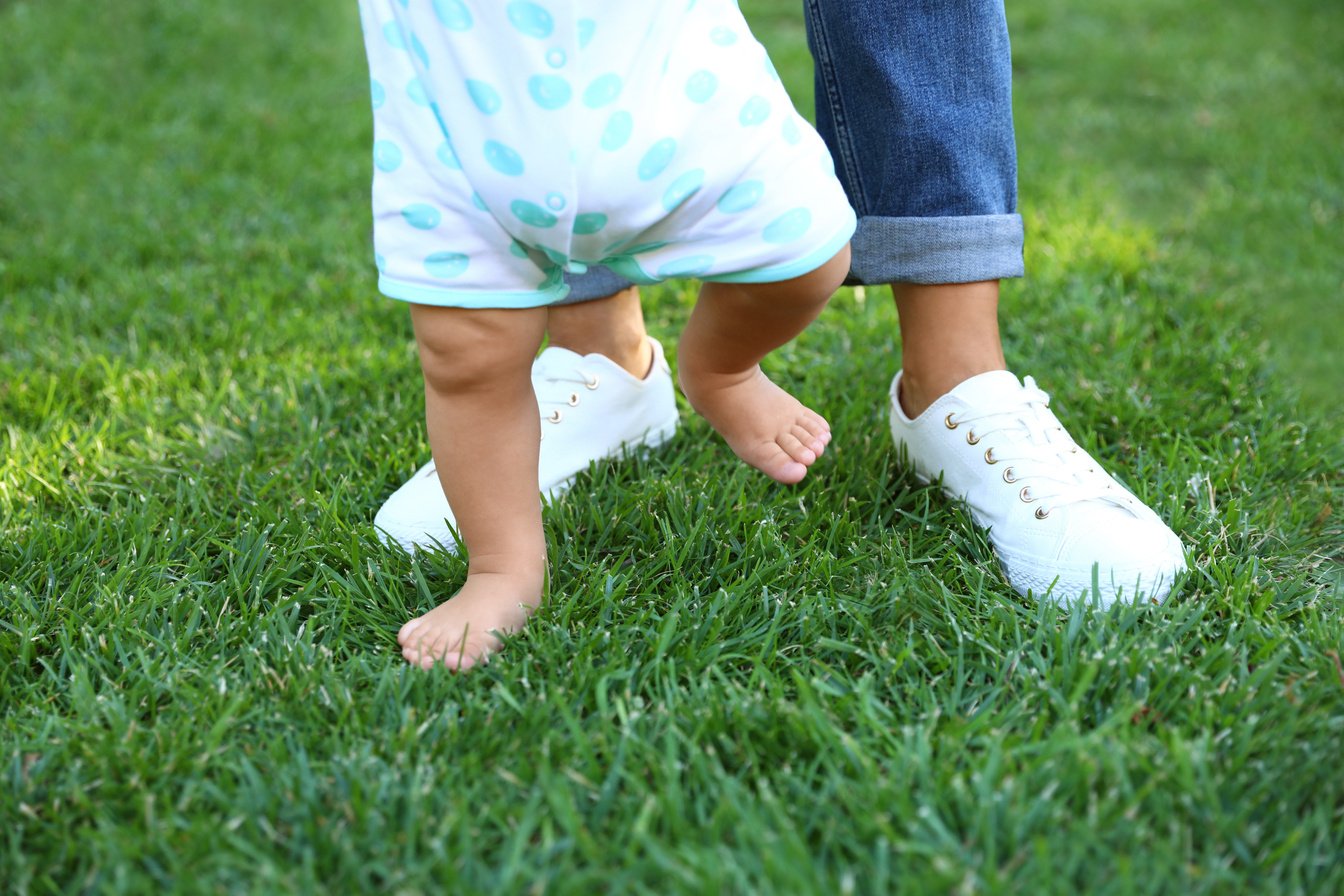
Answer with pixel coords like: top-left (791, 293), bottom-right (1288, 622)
top-left (398, 572), bottom-right (542, 670)
top-left (680, 365), bottom-right (831, 484)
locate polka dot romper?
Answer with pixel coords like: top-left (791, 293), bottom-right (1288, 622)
top-left (359, 0), bottom-right (857, 308)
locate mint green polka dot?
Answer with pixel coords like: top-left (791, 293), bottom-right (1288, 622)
top-left (382, 22), bottom-right (407, 49)
top-left (373, 140), bottom-right (403, 172)
top-left (583, 73), bottom-right (622, 108)
top-left (546, 48), bottom-right (566, 68)
top-left (763, 208), bottom-right (812, 244)
top-left (710, 27), bottom-right (737, 46)
top-left (375, 253), bottom-right (387, 272)
top-left (717, 180), bottom-right (764, 214)
top-left (511, 199), bottom-right (558, 228)
top-left (407, 78), bottom-right (431, 106)
top-left (638, 138), bottom-right (677, 181)
top-left (432, 0), bottom-right (472, 30)
top-left (573, 213), bottom-right (607, 235)
top-left (540, 246), bottom-right (568, 267)
top-left (537, 270), bottom-right (562, 291)
top-left (577, 18), bottom-right (596, 48)
top-left (782, 117), bottom-right (802, 145)
top-left (739, 96), bottom-right (770, 126)
top-left (662, 169), bottom-right (705, 212)
top-left (471, 192), bottom-right (488, 211)
top-left (467, 79), bottom-right (502, 114)
top-left (484, 140), bottom-right (524, 176)
top-left (436, 140), bottom-right (461, 170)
top-left (425, 252), bottom-right (469, 279)
top-left (506, 1), bottom-right (553, 38)
top-left (658, 255), bottom-right (715, 278)
top-left (546, 192), bottom-right (566, 210)
top-left (402, 204), bottom-right (441, 230)
top-left (600, 111), bottom-right (633, 151)
top-left (410, 33), bottom-right (429, 68)
top-left (685, 70), bottom-right (717, 103)
top-left (529, 74), bottom-right (571, 109)
top-left (370, 79), bottom-right (386, 109)
top-left (509, 240), bottom-right (530, 259)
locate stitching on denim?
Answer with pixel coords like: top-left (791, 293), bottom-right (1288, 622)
top-left (803, 0), bottom-right (868, 217)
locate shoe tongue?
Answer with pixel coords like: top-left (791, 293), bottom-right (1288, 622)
top-left (948, 370), bottom-right (1024, 407)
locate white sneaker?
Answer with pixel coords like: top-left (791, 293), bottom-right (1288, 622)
top-left (889, 370), bottom-right (1187, 606)
top-left (375, 336), bottom-right (680, 553)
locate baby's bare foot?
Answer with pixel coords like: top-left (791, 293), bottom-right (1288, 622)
top-left (398, 572), bottom-right (541, 670)
top-left (679, 365), bottom-right (830, 484)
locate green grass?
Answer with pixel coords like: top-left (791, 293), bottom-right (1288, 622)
top-left (2, 0), bottom-right (1341, 893)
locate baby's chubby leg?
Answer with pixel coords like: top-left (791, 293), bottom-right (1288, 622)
top-left (678, 246), bottom-right (851, 484)
top-left (399, 304), bottom-right (549, 670)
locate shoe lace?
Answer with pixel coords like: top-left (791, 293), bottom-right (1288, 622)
top-left (533, 357), bottom-right (601, 432)
top-left (946, 376), bottom-right (1134, 519)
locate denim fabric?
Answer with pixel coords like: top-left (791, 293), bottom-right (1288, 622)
top-left (805, 0), bottom-right (1023, 284)
top-left (561, 0), bottom-right (1023, 303)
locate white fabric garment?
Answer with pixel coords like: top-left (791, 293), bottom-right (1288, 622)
top-left (359, 0), bottom-right (857, 307)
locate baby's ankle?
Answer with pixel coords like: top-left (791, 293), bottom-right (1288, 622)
top-left (464, 559), bottom-right (547, 601)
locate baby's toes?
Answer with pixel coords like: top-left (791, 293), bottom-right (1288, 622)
top-left (397, 618), bottom-right (423, 648)
top-left (776, 431), bottom-right (818, 466)
top-left (445, 640), bottom-right (489, 671)
top-left (790, 422), bottom-right (827, 456)
top-left (402, 634), bottom-right (436, 668)
top-left (799, 409), bottom-right (831, 442)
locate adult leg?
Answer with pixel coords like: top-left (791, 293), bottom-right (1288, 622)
top-left (398, 304), bottom-right (548, 670)
top-left (894, 281), bottom-right (1005, 416)
top-left (805, 0), bottom-right (1185, 605)
top-left (547, 286), bottom-right (652, 379)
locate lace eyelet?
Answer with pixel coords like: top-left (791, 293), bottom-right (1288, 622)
top-left (966, 430), bottom-right (980, 446)
top-left (1019, 486), bottom-right (1034, 503)
top-left (944, 413), bottom-right (959, 430)
top-left (984, 448), bottom-right (997, 464)
top-left (1034, 506), bottom-right (1050, 520)
top-left (1002, 467), bottom-right (1017, 483)
top-left (547, 410), bottom-right (563, 423)
top-left (584, 375), bottom-right (600, 390)
top-left (568, 393), bottom-right (580, 407)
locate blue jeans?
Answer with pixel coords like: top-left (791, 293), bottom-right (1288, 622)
top-left (564, 0), bottom-right (1023, 302)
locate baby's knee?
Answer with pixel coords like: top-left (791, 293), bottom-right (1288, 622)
top-left (412, 307), bottom-right (543, 395)
top-left (812, 242), bottom-right (852, 296)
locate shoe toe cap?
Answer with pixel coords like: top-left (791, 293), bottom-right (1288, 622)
top-left (1057, 509), bottom-right (1186, 603)
top-left (998, 503), bottom-right (1186, 606)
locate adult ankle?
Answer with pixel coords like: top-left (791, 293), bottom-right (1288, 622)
top-left (546, 288), bottom-right (653, 378)
top-left (560, 333), bottom-right (651, 379)
top-left (898, 363), bottom-right (1005, 418)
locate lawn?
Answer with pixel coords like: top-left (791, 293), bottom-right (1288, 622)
top-left (2, 0), bottom-right (1341, 893)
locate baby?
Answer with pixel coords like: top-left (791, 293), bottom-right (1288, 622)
top-left (359, 0), bottom-right (856, 669)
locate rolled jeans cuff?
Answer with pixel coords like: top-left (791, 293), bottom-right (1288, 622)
top-left (850, 213), bottom-right (1024, 286)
